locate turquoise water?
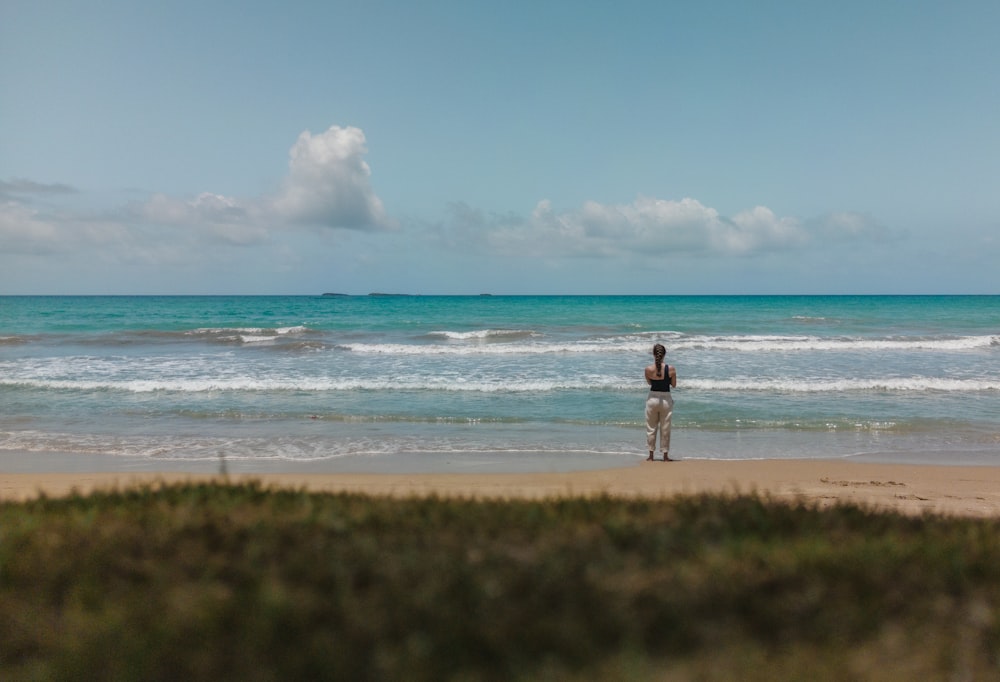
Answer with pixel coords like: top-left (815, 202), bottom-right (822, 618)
top-left (1, 295), bottom-right (999, 467)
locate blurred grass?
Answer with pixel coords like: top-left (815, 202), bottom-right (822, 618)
top-left (2, 482), bottom-right (1000, 680)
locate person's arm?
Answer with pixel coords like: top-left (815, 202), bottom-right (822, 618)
top-left (669, 365), bottom-right (677, 388)
top-left (644, 366), bottom-right (653, 385)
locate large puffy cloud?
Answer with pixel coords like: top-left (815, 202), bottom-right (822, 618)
top-left (268, 125), bottom-right (394, 230)
top-left (136, 124), bottom-right (395, 233)
top-left (128, 124), bottom-right (394, 234)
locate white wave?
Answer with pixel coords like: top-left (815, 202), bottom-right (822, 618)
top-left (5, 375), bottom-right (999, 394)
top-left (687, 377), bottom-right (1000, 392)
top-left (341, 334), bottom-right (998, 355)
top-left (338, 341), bottom-right (615, 355)
top-left (239, 335), bottom-right (276, 344)
top-left (671, 335), bottom-right (998, 352)
top-left (425, 329), bottom-right (538, 340)
top-left (2, 375), bottom-right (613, 393)
top-left (188, 325), bottom-right (311, 344)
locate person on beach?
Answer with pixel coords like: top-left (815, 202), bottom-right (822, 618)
top-left (645, 343), bottom-right (676, 461)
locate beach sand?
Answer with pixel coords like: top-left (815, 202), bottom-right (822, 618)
top-left (4, 457), bottom-right (1000, 517)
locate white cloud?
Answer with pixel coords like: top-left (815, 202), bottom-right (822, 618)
top-left (0, 201), bottom-right (63, 254)
top-left (130, 125), bottom-right (393, 234)
top-left (2, 122), bottom-right (903, 294)
top-left (135, 193), bottom-right (267, 245)
top-left (269, 125), bottom-right (394, 230)
top-left (0, 124), bottom-right (393, 264)
top-left (0, 178), bottom-right (77, 199)
top-left (454, 196), bottom-right (813, 258)
top-left (811, 211), bottom-right (891, 241)
top-left (725, 206), bottom-right (806, 253)
top-left (139, 192), bottom-right (245, 225)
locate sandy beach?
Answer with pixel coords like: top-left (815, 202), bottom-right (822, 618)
top-left (4, 457), bottom-right (1000, 518)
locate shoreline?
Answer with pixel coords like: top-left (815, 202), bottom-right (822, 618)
top-left (4, 454), bottom-right (1000, 517)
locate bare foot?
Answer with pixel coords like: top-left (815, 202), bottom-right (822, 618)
top-left (646, 454), bottom-right (655, 462)
top-left (662, 454), bottom-right (674, 462)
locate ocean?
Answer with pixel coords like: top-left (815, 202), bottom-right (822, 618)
top-left (1, 295), bottom-right (999, 471)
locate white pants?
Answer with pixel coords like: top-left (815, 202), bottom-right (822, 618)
top-left (645, 391), bottom-right (674, 453)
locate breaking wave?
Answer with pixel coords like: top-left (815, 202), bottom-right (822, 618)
top-left (340, 333), bottom-right (999, 355)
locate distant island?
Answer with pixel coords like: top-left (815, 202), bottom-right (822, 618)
top-left (321, 292), bottom-right (415, 297)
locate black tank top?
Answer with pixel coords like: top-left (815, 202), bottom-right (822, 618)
top-left (649, 365), bottom-right (671, 392)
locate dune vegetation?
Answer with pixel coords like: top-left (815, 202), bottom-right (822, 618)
top-left (3, 482), bottom-right (1000, 680)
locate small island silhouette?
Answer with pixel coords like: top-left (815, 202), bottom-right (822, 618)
top-left (320, 292), bottom-right (414, 297)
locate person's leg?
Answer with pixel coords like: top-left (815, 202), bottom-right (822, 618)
top-left (645, 395), bottom-right (658, 460)
top-left (660, 393), bottom-right (674, 460)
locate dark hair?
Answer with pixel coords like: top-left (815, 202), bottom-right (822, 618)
top-left (653, 343), bottom-right (666, 374)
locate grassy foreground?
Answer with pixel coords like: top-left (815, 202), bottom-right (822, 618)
top-left (2, 482), bottom-right (1000, 680)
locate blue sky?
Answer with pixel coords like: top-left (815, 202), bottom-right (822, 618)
top-left (2, 0), bottom-right (998, 295)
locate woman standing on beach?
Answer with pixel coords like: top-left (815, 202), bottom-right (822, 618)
top-left (645, 343), bottom-right (677, 461)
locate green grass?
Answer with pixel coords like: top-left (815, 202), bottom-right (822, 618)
top-left (2, 482), bottom-right (1000, 680)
